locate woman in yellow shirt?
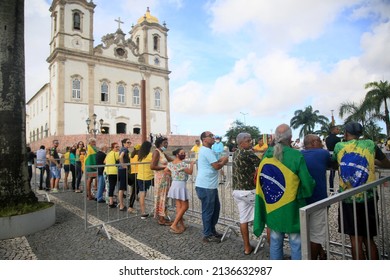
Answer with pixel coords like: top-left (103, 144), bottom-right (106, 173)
top-left (137, 141), bottom-right (154, 219)
top-left (62, 147), bottom-right (71, 189)
top-left (104, 142), bottom-right (120, 208)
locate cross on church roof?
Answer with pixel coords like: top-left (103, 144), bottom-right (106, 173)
top-left (115, 17), bottom-right (124, 30)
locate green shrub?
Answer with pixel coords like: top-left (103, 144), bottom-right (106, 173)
top-left (0, 202), bottom-right (53, 217)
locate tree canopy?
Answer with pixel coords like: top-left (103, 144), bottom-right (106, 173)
top-left (224, 119), bottom-right (261, 144)
top-left (290, 105), bottom-right (329, 138)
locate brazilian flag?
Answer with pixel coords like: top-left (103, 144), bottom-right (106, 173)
top-left (334, 139), bottom-right (376, 202)
top-left (85, 144), bottom-right (98, 177)
top-left (253, 157), bottom-right (301, 236)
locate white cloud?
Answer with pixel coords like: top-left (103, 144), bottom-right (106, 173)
top-left (170, 60), bottom-right (193, 82)
top-left (208, 0), bottom-right (358, 47)
top-left (25, 0), bottom-right (50, 17)
top-left (25, 0), bottom-right (51, 101)
top-left (350, 0), bottom-right (390, 21)
top-left (171, 81), bottom-right (206, 112)
top-left (360, 21), bottom-right (390, 75)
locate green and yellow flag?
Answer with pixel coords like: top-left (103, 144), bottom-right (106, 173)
top-left (333, 139), bottom-right (376, 202)
top-left (85, 144), bottom-right (98, 177)
top-left (253, 157), bottom-right (300, 236)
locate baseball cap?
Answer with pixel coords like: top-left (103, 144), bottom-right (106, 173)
top-left (344, 122), bottom-right (363, 137)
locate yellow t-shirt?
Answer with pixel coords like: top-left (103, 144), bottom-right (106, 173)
top-left (104, 151), bottom-right (119, 175)
top-left (130, 154), bottom-right (139, 174)
top-left (63, 151), bottom-right (70, 165)
top-left (80, 154), bottom-right (85, 172)
top-left (253, 143), bottom-right (268, 152)
top-left (253, 143), bottom-right (268, 159)
top-left (137, 153), bottom-right (154, 180)
top-left (191, 144), bottom-right (202, 159)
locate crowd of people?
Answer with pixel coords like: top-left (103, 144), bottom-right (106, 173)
top-left (26, 121), bottom-right (389, 260)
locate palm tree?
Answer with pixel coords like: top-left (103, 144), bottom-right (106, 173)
top-left (290, 106), bottom-right (329, 138)
top-left (338, 99), bottom-right (372, 132)
top-left (0, 0), bottom-right (37, 206)
top-left (364, 120), bottom-right (385, 142)
top-left (364, 80), bottom-right (390, 136)
top-left (314, 122), bottom-right (332, 139)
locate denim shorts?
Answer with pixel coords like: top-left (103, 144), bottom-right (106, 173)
top-left (63, 164), bottom-right (70, 173)
top-left (50, 166), bottom-right (61, 179)
top-left (137, 179), bottom-right (153, 192)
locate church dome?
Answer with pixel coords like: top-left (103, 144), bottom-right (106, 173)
top-left (137, 7), bottom-right (159, 24)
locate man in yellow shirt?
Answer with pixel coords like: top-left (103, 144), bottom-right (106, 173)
top-left (253, 136), bottom-right (268, 158)
top-left (191, 139), bottom-right (202, 159)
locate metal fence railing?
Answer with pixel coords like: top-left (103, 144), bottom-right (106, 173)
top-left (32, 151), bottom-right (389, 259)
top-left (300, 170), bottom-right (390, 260)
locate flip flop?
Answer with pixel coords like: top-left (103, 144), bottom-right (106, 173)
top-left (170, 227), bottom-right (183, 234)
top-left (244, 247), bottom-right (254, 255)
top-left (159, 221), bottom-right (173, 226)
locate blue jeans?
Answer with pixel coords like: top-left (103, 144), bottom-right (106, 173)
top-left (195, 187), bottom-right (220, 237)
top-left (96, 174), bottom-right (105, 201)
top-left (329, 169), bottom-right (336, 191)
top-left (270, 230), bottom-right (301, 260)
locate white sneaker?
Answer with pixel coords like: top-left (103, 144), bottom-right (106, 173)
top-left (141, 213), bottom-right (149, 220)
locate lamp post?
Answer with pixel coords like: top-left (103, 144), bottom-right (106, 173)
top-left (86, 113), bottom-right (104, 138)
top-left (140, 66), bottom-right (147, 143)
top-left (240, 112), bottom-right (248, 126)
top-left (331, 110), bottom-right (335, 126)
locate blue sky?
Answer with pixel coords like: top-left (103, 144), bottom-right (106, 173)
top-left (25, 0), bottom-right (390, 139)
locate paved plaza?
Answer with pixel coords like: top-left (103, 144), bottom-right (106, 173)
top-left (0, 189), bottom-right (269, 260)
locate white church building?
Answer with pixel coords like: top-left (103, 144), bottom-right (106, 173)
top-left (26, 0), bottom-right (171, 144)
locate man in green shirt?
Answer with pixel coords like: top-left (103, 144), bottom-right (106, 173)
top-left (254, 124), bottom-right (315, 260)
top-left (232, 132), bottom-right (261, 255)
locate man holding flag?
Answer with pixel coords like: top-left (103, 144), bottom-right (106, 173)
top-left (85, 138), bottom-right (98, 200)
top-left (254, 124), bottom-right (315, 260)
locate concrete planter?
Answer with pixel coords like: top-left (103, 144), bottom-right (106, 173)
top-left (0, 204), bottom-right (55, 240)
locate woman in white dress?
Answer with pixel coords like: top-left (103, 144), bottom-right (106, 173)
top-left (166, 148), bottom-right (194, 234)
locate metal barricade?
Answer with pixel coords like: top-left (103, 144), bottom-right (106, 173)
top-left (300, 171), bottom-right (390, 260)
top-left (83, 158), bottom-right (263, 249)
top-left (82, 161), bottom-right (156, 239)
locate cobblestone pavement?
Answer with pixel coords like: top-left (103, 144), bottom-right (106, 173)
top-left (0, 190), bottom-right (269, 260)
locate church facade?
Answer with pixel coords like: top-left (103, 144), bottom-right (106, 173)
top-left (26, 0), bottom-right (171, 144)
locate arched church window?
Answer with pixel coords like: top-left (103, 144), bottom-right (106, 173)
top-left (117, 84), bottom-right (125, 104)
top-left (101, 82), bottom-right (109, 102)
top-left (133, 127), bottom-right (140, 134)
top-left (54, 15), bottom-right (57, 32)
top-left (73, 12), bottom-right (81, 30)
top-left (153, 35), bottom-right (159, 51)
top-left (136, 37), bottom-right (140, 46)
top-left (133, 87), bottom-right (140, 106)
top-left (72, 78), bottom-right (81, 99)
top-left (101, 126), bottom-right (109, 134)
top-left (154, 89), bottom-right (161, 108)
top-left (116, 122), bottom-right (127, 134)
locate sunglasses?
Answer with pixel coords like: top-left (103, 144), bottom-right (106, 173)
top-left (205, 134), bottom-right (214, 138)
